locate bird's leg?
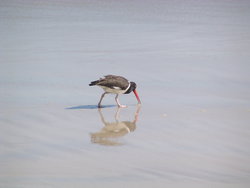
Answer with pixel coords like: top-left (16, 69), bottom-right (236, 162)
top-left (115, 94), bottom-right (126, 108)
top-left (98, 92), bottom-right (107, 108)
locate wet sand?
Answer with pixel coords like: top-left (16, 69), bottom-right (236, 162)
top-left (1, 0), bottom-right (250, 187)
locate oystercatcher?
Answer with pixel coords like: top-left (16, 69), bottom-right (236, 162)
top-left (89, 75), bottom-right (141, 108)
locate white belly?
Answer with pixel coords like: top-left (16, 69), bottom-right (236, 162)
top-left (100, 86), bottom-right (126, 94)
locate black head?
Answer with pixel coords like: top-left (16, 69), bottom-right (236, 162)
top-left (124, 82), bottom-right (137, 94)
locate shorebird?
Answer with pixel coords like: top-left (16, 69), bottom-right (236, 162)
top-left (89, 75), bottom-right (141, 108)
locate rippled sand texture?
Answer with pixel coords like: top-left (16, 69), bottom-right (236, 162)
top-left (1, 0), bottom-right (250, 188)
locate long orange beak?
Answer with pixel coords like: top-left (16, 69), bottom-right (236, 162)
top-left (133, 89), bottom-right (141, 104)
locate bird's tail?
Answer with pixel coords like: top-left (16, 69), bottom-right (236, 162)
top-left (89, 80), bottom-right (99, 86)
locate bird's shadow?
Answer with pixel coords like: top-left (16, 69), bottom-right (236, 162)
top-left (66, 104), bottom-right (116, 110)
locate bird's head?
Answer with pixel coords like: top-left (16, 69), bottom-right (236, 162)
top-left (127, 82), bottom-right (141, 104)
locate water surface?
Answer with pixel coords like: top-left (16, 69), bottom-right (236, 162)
top-left (1, 0), bottom-right (250, 187)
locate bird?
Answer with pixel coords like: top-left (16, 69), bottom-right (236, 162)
top-left (89, 75), bottom-right (141, 108)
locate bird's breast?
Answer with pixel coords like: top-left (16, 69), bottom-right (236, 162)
top-left (100, 86), bottom-right (126, 94)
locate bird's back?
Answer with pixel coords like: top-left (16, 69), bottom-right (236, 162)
top-left (89, 75), bottom-right (129, 90)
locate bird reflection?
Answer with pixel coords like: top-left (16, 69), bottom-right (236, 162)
top-left (90, 105), bottom-right (141, 146)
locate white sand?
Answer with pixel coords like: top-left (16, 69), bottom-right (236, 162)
top-left (1, 0), bottom-right (250, 187)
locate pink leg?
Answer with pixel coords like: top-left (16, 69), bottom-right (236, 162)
top-left (98, 92), bottom-right (107, 108)
top-left (115, 94), bottom-right (126, 108)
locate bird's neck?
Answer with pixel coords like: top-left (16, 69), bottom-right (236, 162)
top-left (124, 82), bottom-right (134, 94)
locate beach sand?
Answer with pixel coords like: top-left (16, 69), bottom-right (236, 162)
top-left (1, 0), bottom-right (250, 187)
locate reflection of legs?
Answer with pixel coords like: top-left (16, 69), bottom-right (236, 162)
top-left (115, 107), bottom-right (121, 122)
top-left (98, 92), bottom-right (107, 108)
top-left (115, 94), bottom-right (126, 108)
top-left (98, 108), bottom-right (106, 124)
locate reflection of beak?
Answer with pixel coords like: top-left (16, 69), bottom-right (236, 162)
top-left (133, 89), bottom-right (141, 104)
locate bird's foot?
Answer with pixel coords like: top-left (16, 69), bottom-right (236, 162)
top-left (118, 104), bottom-right (127, 108)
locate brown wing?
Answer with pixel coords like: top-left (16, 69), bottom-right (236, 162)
top-left (97, 75), bottom-right (129, 90)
